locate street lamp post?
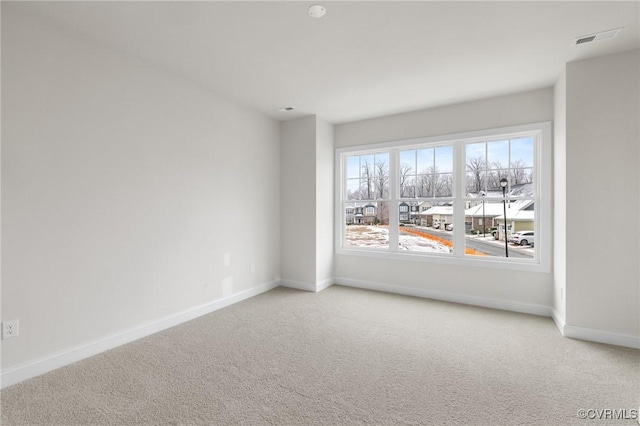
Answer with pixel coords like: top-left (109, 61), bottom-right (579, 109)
top-left (480, 191), bottom-right (486, 238)
top-left (500, 178), bottom-right (509, 257)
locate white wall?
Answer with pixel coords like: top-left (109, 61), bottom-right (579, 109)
top-left (335, 88), bottom-right (554, 149)
top-left (565, 49), bottom-right (639, 338)
top-left (553, 71), bottom-right (567, 324)
top-left (315, 118), bottom-right (334, 285)
top-left (280, 116), bottom-right (317, 285)
top-left (1, 7), bottom-right (281, 371)
top-left (280, 115), bottom-right (335, 289)
top-left (334, 88), bottom-right (554, 310)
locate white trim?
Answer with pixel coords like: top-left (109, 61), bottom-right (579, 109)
top-left (1, 280), bottom-right (280, 389)
top-left (551, 309), bottom-right (566, 335)
top-left (563, 324), bottom-right (640, 350)
top-left (280, 279), bottom-right (317, 292)
top-left (280, 278), bottom-right (334, 293)
top-left (335, 249), bottom-right (544, 273)
top-left (335, 278), bottom-right (640, 349)
top-left (334, 276), bottom-right (551, 317)
top-left (316, 278), bottom-right (335, 292)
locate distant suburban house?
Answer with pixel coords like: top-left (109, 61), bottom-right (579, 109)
top-left (465, 183), bottom-right (535, 237)
top-left (420, 205), bottom-right (453, 227)
top-left (346, 203), bottom-right (377, 225)
top-left (399, 202), bottom-right (423, 224)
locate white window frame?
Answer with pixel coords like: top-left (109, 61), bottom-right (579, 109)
top-left (334, 122), bottom-right (551, 273)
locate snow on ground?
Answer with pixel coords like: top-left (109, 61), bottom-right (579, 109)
top-left (345, 226), bottom-right (450, 253)
top-left (345, 226), bottom-right (389, 249)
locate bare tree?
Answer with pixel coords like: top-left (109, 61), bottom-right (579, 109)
top-left (466, 156), bottom-right (485, 193)
top-left (510, 160), bottom-right (529, 184)
top-left (376, 202), bottom-right (390, 225)
top-left (375, 159), bottom-right (389, 199)
top-left (436, 173), bottom-right (453, 197)
top-left (360, 160), bottom-right (374, 200)
top-left (487, 161), bottom-right (509, 189)
top-left (399, 163), bottom-right (413, 197)
top-left (374, 160), bottom-right (390, 225)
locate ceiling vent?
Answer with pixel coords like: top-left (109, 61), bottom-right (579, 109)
top-left (574, 28), bottom-right (624, 46)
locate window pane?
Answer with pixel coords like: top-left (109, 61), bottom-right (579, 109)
top-left (399, 202), bottom-right (453, 253)
top-left (400, 174), bottom-right (415, 198)
top-left (399, 150), bottom-right (416, 171)
top-left (344, 201), bottom-right (389, 249)
top-left (416, 148), bottom-right (433, 172)
top-left (466, 143), bottom-right (486, 192)
top-left (510, 137), bottom-right (534, 167)
top-left (346, 178), bottom-right (361, 200)
top-left (435, 146), bottom-right (453, 173)
top-left (346, 153), bottom-right (391, 200)
top-left (359, 154), bottom-right (375, 200)
top-left (511, 167), bottom-right (533, 186)
top-left (373, 153), bottom-right (390, 199)
top-left (466, 171), bottom-right (486, 194)
top-left (435, 173), bottom-right (453, 197)
top-left (415, 174), bottom-right (431, 198)
top-left (487, 140), bottom-right (509, 169)
top-left (510, 137), bottom-right (534, 186)
top-left (346, 156), bottom-right (360, 179)
top-left (399, 150), bottom-right (415, 198)
top-left (464, 198), bottom-right (535, 259)
top-left (487, 169), bottom-right (509, 191)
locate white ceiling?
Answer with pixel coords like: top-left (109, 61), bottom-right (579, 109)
top-left (12, 1), bottom-right (640, 124)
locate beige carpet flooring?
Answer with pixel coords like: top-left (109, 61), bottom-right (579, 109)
top-left (1, 285), bottom-right (639, 425)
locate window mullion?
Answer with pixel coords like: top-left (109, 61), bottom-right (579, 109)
top-left (388, 149), bottom-right (399, 251)
top-left (453, 142), bottom-right (466, 256)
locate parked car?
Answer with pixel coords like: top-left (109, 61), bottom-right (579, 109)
top-left (432, 220), bottom-right (441, 229)
top-left (510, 231), bottom-right (535, 246)
top-left (445, 223), bottom-right (453, 231)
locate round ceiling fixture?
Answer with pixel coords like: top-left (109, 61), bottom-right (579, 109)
top-left (308, 5), bottom-right (326, 18)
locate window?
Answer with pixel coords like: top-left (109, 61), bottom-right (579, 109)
top-left (335, 122), bottom-right (551, 272)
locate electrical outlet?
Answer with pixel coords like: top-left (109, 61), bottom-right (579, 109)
top-left (2, 319), bottom-right (19, 340)
top-left (250, 264), bottom-right (255, 273)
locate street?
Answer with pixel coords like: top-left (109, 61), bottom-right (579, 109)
top-left (403, 226), bottom-right (534, 259)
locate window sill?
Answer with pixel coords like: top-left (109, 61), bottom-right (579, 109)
top-left (335, 247), bottom-right (549, 273)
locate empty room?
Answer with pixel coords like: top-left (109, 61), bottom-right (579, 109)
top-left (1, 1), bottom-right (639, 425)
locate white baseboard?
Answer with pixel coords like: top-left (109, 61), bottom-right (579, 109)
top-left (1, 280), bottom-right (280, 389)
top-left (336, 277), bottom-right (640, 349)
top-left (563, 324), bottom-right (640, 349)
top-left (334, 276), bottom-right (552, 317)
top-left (552, 308), bottom-right (639, 349)
top-left (280, 278), bottom-right (334, 293)
top-left (4, 277), bottom-right (635, 390)
top-left (551, 309), bottom-right (566, 335)
top-left (280, 279), bottom-right (316, 292)
top-left (316, 277), bottom-right (334, 292)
